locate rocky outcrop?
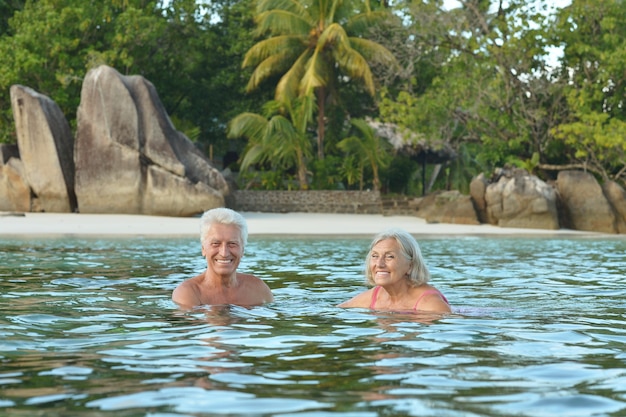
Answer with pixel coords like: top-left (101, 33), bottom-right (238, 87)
top-left (10, 85), bottom-right (77, 212)
top-left (603, 180), bottom-right (626, 234)
top-left (0, 144), bottom-right (31, 212)
top-left (415, 190), bottom-right (480, 225)
top-left (556, 170), bottom-right (616, 233)
top-left (3, 66), bottom-right (626, 229)
top-left (2, 66), bottom-right (228, 216)
top-left (469, 173), bottom-right (488, 223)
top-left (74, 65), bottom-right (228, 216)
top-left (475, 168), bottom-right (560, 230)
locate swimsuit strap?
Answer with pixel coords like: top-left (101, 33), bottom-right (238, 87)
top-left (369, 286), bottom-right (382, 309)
top-left (413, 289), bottom-right (449, 310)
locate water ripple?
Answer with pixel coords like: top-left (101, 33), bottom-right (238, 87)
top-left (1, 236), bottom-right (625, 416)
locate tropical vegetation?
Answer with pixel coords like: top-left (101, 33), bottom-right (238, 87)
top-left (1, 0), bottom-right (625, 194)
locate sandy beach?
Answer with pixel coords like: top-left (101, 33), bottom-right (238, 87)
top-left (0, 211), bottom-right (599, 237)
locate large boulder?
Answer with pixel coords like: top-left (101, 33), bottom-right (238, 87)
top-left (469, 173), bottom-right (488, 223)
top-left (603, 180), bottom-right (626, 233)
top-left (416, 190), bottom-right (480, 225)
top-left (10, 85), bottom-right (77, 212)
top-left (74, 65), bottom-right (228, 216)
top-left (484, 168), bottom-right (559, 230)
top-left (556, 170), bottom-right (616, 233)
top-left (0, 144), bottom-right (31, 212)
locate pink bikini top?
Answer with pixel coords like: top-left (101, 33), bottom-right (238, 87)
top-left (369, 286), bottom-right (449, 310)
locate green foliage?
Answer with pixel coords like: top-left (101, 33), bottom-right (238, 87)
top-left (551, 0), bottom-right (626, 183)
top-left (242, 0), bottom-right (396, 159)
top-left (507, 152), bottom-right (540, 175)
top-left (553, 111), bottom-right (626, 181)
top-left (238, 168), bottom-right (296, 190)
top-left (0, 0), bottom-right (266, 154)
top-left (445, 142), bottom-right (489, 193)
top-left (309, 156), bottom-right (344, 190)
top-left (160, 0), bottom-right (271, 156)
top-left (336, 118), bottom-right (391, 191)
top-left (555, 0), bottom-right (626, 120)
top-left (227, 96), bottom-right (315, 189)
top-left (0, 1), bottom-right (149, 140)
top-left (376, 0), bottom-right (570, 190)
top-left (339, 155), bottom-right (361, 189)
top-left (0, 0), bottom-right (24, 35)
top-left (170, 115), bottom-right (201, 143)
top-left (3, 0), bottom-right (626, 195)
top-left (380, 155), bottom-right (419, 195)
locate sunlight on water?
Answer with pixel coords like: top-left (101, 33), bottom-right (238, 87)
top-left (0, 236), bottom-right (625, 416)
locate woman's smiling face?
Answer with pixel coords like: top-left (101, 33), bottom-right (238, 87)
top-left (368, 238), bottom-right (411, 286)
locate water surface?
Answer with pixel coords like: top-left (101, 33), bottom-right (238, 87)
top-left (1, 236), bottom-right (625, 416)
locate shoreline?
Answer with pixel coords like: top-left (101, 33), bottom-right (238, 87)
top-left (0, 211), bottom-right (605, 238)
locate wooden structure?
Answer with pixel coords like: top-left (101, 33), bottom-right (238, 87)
top-left (367, 119), bottom-right (456, 195)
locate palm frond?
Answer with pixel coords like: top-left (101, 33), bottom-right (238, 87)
top-left (276, 50), bottom-right (310, 103)
top-left (245, 53), bottom-right (292, 92)
top-left (227, 112), bottom-right (268, 142)
top-left (300, 49), bottom-right (328, 95)
top-left (293, 93), bottom-right (317, 132)
top-left (348, 37), bottom-right (397, 67)
top-left (255, 9), bottom-right (312, 36)
top-left (345, 10), bottom-right (392, 34)
top-left (240, 144), bottom-right (267, 171)
top-left (268, 115), bottom-right (313, 165)
top-left (257, 0), bottom-right (310, 18)
top-left (337, 135), bottom-right (362, 153)
top-left (333, 47), bottom-right (375, 95)
top-left (243, 35), bottom-right (301, 68)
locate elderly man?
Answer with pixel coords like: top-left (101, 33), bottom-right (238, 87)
top-left (172, 208), bottom-right (273, 308)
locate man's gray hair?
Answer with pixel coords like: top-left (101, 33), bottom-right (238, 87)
top-left (200, 207), bottom-right (248, 248)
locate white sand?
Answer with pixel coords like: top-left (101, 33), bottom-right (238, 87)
top-left (0, 211), bottom-right (598, 237)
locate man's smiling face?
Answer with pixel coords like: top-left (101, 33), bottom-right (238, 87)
top-left (202, 223), bottom-right (243, 279)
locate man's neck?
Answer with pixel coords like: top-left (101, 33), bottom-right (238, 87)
top-left (204, 271), bottom-right (238, 288)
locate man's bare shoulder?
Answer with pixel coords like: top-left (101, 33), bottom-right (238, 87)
top-left (237, 272), bottom-right (261, 281)
top-left (172, 274), bottom-right (203, 307)
top-left (237, 272), bottom-right (274, 302)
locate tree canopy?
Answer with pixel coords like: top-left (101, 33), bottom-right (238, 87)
top-left (1, 0), bottom-right (625, 191)
top-left (242, 0), bottom-right (396, 160)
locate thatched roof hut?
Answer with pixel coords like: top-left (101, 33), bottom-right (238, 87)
top-left (366, 119), bottom-right (456, 194)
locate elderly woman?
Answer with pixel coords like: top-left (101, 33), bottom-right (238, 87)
top-left (339, 228), bottom-right (450, 314)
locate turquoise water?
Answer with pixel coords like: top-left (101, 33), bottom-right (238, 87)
top-left (1, 236), bottom-right (625, 416)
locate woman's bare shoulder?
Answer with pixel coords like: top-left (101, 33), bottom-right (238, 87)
top-left (338, 287), bottom-right (374, 308)
top-left (415, 285), bottom-right (451, 313)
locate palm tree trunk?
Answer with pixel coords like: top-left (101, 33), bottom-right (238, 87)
top-left (359, 169), bottom-right (364, 191)
top-left (372, 165), bottom-right (380, 192)
top-left (316, 87), bottom-right (326, 160)
top-left (296, 151), bottom-right (308, 190)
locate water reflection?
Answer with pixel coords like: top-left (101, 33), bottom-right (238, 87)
top-left (0, 236), bottom-right (625, 416)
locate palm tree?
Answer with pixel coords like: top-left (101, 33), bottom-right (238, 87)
top-left (337, 118), bottom-right (391, 191)
top-left (227, 97), bottom-right (315, 189)
top-left (242, 0), bottom-right (396, 160)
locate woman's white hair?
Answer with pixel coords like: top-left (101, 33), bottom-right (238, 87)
top-left (364, 228), bottom-right (430, 286)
